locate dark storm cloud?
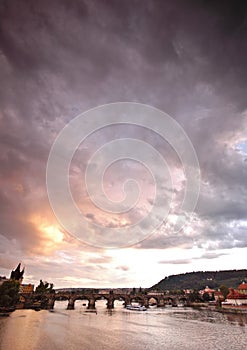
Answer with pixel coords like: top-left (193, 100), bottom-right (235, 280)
top-left (0, 0), bottom-right (247, 279)
top-left (197, 188), bottom-right (247, 221)
top-left (192, 220), bottom-right (247, 251)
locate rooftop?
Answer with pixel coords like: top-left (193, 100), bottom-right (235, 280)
top-left (238, 282), bottom-right (247, 290)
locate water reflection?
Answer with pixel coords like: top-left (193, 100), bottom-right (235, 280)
top-left (225, 313), bottom-right (247, 327)
top-left (0, 307), bottom-right (246, 350)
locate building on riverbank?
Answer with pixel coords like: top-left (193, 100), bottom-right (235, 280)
top-left (199, 286), bottom-right (215, 298)
top-left (238, 282), bottom-right (247, 295)
top-left (19, 284), bottom-right (34, 294)
top-left (222, 283), bottom-right (247, 311)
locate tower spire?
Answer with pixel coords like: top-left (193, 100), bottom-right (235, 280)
top-left (10, 262), bottom-right (24, 283)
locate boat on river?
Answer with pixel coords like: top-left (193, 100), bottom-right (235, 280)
top-left (126, 305), bottom-right (147, 311)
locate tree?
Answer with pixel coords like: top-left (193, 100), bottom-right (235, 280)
top-left (35, 280), bottom-right (54, 294)
top-left (219, 285), bottom-right (229, 299)
top-left (188, 291), bottom-right (201, 303)
top-left (202, 292), bottom-right (210, 302)
top-left (0, 280), bottom-right (20, 308)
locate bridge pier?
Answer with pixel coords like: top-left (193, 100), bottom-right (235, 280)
top-left (144, 298), bottom-right (149, 308)
top-left (124, 296), bottom-right (130, 307)
top-left (88, 298), bottom-right (96, 309)
top-left (67, 298), bottom-right (75, 310)
top-left (107, 299), bottom-right (114, 309)
top-left (158, 298), bottom-right (165, 307)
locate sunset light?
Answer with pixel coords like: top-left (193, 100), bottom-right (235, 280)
top-left (0, 1), bottom-right (247, 348)
top-left (40, 225), bottom-right (64, 244)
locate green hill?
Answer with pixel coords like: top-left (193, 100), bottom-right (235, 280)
top-left (151, 269), bottom-right (247, 291)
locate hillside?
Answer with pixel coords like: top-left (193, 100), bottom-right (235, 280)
top-left (151, 269), bottom-right (247, 291)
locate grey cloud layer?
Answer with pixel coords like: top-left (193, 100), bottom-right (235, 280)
top-left (0, 0), bottom-right (246, 277)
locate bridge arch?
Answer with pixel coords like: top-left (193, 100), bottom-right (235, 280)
top-left (112, 295), bottom-right (129, 308)
top-left (72, 295), bottom-right (90, 302)
top-left (55, 294), bottom-right (70, 301)
top-left (147, 296), bottom-right (159, 305)
top-left (94, 295), bottom-right (109, 302)
top-left (72, 295), bottom-right (90, 309)
top-left (164, 296), bottom-right (175, 305)
top-left (129, 295), bottom-right (145, 305)
top-left (178, 297), bottom-right (187, 305)
top-left (52, 294), bottom-right (69, 309)
top-left (94, 295), bottom-right (113, 309)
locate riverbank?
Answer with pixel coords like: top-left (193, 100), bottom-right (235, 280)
top-left (192, 303), bottom-right (247, 315)
top-left (219, 306), bottom-right (247, 314)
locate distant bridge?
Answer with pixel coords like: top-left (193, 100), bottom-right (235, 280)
top-left (20, 291), bottom-right (189, 310)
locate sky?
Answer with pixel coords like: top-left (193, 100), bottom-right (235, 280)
top-left (0, 0), bottom-right (247, 289)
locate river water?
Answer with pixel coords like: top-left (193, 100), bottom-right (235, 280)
top-left (0, 300), bottom-right (246, 350)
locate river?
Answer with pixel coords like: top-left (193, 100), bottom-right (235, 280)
top-left (0, 300), bottom-right (246, 350)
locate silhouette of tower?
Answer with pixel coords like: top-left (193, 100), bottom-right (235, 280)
top-left (10, 263), bottom-right (24, 283)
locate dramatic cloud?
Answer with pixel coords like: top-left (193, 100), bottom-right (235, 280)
top-left (0, 0), bottom-right (246, 287)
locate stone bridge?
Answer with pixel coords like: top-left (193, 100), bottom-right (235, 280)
top-left (21, 292), bottom-right (189, 310)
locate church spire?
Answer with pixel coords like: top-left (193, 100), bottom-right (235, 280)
top-left (10, 263), bottom-right (24, 283)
